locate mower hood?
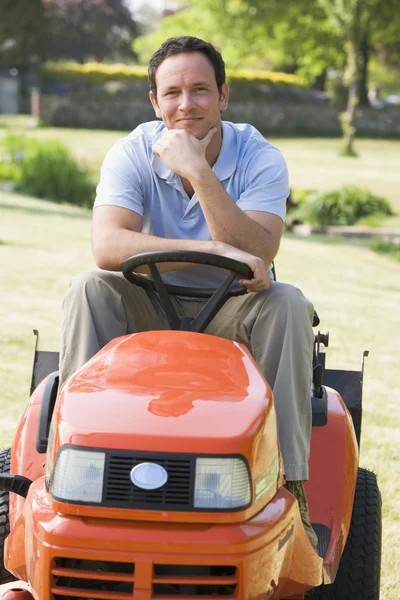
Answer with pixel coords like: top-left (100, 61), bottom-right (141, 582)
top-left (57, 331), bottom-right (273, 455)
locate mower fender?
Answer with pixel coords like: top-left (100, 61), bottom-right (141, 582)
top-left (9, 377), bottom-right (51, 529)
top-left (307, 386), bottom-right (359, 584)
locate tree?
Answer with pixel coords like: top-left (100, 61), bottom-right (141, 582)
top-left (134, 0), bottom-right (400, 155)
top-left (44, 0), bottom-right (140, 63)
top-left (317, 0), bottom-right (400, 154)
top-left (134, 0), bottom-right (344, 80)
top-left (0, 0), bottom-right (46, 67)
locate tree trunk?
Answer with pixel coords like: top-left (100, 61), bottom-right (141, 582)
top-left (313, 69), bottom-right (327, 91)
top-left (340, 0), bottom-right (363, 157)
top-left (340, 41), bottom-right (359, 156)
top-left (357, 34), bottom-right (370, 107)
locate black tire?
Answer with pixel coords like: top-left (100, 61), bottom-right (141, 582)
top-left (0, 447), bottom-right (15, 583)
top-left (308, 468), bottom-right (381, 600)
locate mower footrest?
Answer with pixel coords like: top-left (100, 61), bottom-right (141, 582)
top-left (0, 473), bottom-right (32, 498)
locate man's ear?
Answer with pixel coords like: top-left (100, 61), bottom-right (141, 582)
top-left (149, 91), bottom-right (161, 118)
top-left (219, 83), bottom-right (229, 111)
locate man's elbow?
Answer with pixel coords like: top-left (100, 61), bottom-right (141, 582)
top-left (92, 239), bottom-right (117, 271)
top-left (261, 236), bottom-right (281, 267)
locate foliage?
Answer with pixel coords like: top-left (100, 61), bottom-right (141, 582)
top-left (370, 238), bottom-right (400, 261)
top-left (41, 61), bottom-right (148, 84)
top-left (0, 161), bottom-right (20, 181)
top-left (43, 0), bottom-right (140, 63)
top-left (0, 0), bottom-right (46, 67)
top-left (355, 212), bottom-right (392, 227)
top-left (40, 60), bottom-right (305, 88)
top-left (0, 134), bottom-right (95, 207)
top-left (133, 0), bottom-right (343, 81)
top-left (298, 186), bottom-right (393, 226)
top-left (368, 59), bottom-right (400, 97)
top-left (133, 0), bottom-right (400, 130)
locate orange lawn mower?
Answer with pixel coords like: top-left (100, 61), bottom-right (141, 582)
top-left (0, 252), bottom-right (381, 600)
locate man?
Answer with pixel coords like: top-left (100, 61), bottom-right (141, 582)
top-left (60, 36), bottom-right (317, 548)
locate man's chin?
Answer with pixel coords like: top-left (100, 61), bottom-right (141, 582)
top-left (174, 120), bottom-right (206, 138)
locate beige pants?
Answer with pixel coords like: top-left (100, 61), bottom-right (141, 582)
top-left (60, 271), bottom-right (314, 481)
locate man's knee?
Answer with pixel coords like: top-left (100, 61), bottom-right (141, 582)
top-left (263, 282), bottom-right (314, 322)
top-left (65, 270), bottom-right (125, 306)
top-left (69, 270), bottom-right (122, 292)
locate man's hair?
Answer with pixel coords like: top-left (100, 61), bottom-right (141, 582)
top-left (148, 36), bottom-right (226, 98)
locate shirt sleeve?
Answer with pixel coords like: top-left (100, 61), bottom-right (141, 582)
top-left (236, 145), bottom-right (289, 221)
top-left (93, 140), bottom-right (144, 216)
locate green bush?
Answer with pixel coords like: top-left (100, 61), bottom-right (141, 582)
top-left (0, 133), bottom-right (31, 182)
top-left (0, 134), bottom-right (95, 208)
top-left (371, 239), bottom-right (400, 261)
top-left (354, 212), bottom-right (392, 227)
top-left (41, 61), bottom-right (305, 88)
top-left (0, 160), bottom-right (21, 181)
top-left (298, 186), bottom-right (394, 226)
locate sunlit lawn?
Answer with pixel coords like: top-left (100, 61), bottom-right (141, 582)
top-left (0, 190), bottom-right (399, 598)
top-left (0, 116), bottom-right (399, 597)
top-left (1, 115), bottom-right (400, 222)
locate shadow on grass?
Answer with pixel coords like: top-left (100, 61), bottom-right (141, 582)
top-left (0, 202), bottom-right (91, 220)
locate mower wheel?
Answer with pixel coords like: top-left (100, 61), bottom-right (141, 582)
top-left (0, 448), bottom-right (15, 584)
top-left (308, 468), bottom-right (381, 600)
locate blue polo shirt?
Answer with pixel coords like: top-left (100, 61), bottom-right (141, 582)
top-left (94, 120), bottom-right (289, 289)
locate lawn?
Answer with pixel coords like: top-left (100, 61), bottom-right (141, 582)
top-left (1, 115), bottom-right (400, 222)
top-left (0, 189), bottom-right (399, 599)
top-left (0, 118), bottom-right (400, 597)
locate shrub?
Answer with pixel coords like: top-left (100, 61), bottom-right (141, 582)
top-left (370, 239), bottom-right (400, 261)
top-left (0, 161), bottom-right (21, 181)
top-left (298, 186), bottom-right (394, 226)
top-left (354, 212), bottom-right (392, 227)
top-left (41, 61), bottom-right (305, 89)
top-left (0, 134), bottom-right (95, 208)
top-left (40, 61), bottom-right (309, 104)
top-left (0, 133), bottom-right (31, 182)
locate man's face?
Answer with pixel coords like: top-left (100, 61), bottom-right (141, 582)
top-left (149, 52), bottom-right (229, 139)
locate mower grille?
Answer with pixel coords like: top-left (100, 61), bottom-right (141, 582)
top-left (153, 564), bottom-right (238, 597)
top-left (103, 451), bottom-right (193, 510)
top-left (51, 557), bottom-right (134, 599)
top-left (51, 560), bottom-right (237, 598)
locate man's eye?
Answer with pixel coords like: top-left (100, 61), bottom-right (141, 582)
top-left (195, 87), bottom-right (207, 92)
top-left (166, 90), bottom-right (179, 96)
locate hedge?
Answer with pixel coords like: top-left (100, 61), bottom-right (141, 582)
top-left (40, 61), bottom-right (306, 89)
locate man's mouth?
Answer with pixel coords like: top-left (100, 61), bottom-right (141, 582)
top-left (176, 117), bottom-right (203, 122)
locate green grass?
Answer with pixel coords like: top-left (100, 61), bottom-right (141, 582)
top-left (1, 116), bottom-right (400, 222)
top-left (0, 190), bottom-right (399, 598)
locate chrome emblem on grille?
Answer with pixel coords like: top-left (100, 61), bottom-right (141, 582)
top-left (130, 462), bottom-right (168, 490)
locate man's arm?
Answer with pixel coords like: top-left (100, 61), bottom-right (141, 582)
top-left (92, 205), bottom-right (214, 271)
top-left (92, 205), bottom-right (269, 291)
top-left (189, 168), bottom-right (283, 266)
top-left (152, 128), bottom-right (285, 269)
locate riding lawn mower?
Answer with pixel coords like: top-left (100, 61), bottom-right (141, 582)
top-left (0, 251), bottom-right (381, 600)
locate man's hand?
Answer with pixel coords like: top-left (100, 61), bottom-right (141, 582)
top-left (215, 242), bottom-right (272, 293)
top-left (152, 127), bottom-right (217, 178)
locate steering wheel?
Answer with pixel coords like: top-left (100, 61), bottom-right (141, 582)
top-left (121, 250), bottom-right (253, 333)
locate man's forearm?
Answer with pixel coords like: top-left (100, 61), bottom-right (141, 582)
top-left (92, 227), bottom-right (219, 271)
top-left (190, 167), bottom-right (279, 265)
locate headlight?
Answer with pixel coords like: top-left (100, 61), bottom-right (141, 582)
top-left (51, 447), bottom-right (105, 503)
top-left (194, 457), bottom-right (251, 509)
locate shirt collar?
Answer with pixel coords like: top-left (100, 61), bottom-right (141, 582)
top-left (151, 125), bottom-right (174, 182)
top-left (151, 121), bottom-right (238, 183)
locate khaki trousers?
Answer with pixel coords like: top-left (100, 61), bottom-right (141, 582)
top-left (60, 270), bottom-right (314, 481)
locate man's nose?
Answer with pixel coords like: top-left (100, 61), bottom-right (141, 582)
top-left (179, 91), bottom-right (196, 110)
